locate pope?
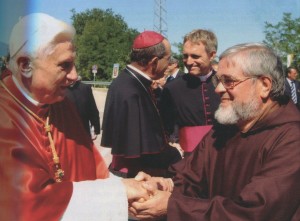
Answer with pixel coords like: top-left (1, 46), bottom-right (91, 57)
top-left (0, 13), bottom-right (151, 221)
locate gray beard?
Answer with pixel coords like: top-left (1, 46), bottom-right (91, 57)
top-left (215, 94), bottom-right (260, 125)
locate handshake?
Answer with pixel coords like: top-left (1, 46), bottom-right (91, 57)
top-left (122, 172), bottom-right (173, 220)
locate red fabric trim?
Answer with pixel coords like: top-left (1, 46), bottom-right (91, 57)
top-left (179, 125), bottom-right (212, 152)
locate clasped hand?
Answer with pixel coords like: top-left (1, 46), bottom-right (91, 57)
top-left (125, 172), bottom-right (173, 220)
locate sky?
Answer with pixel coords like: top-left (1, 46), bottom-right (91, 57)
top-left (1, 0), bottom-right (300, 56)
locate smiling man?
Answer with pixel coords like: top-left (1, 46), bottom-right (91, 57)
top-left (131, 43), bottom-right (300, 221)
top-left (160, 29), bottom-right (220, 156)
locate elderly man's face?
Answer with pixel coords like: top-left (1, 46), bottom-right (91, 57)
top-left (214, 57), bottom-right (261, 126)
top-left (154, 39), bottom-right (172, 80)
top-left (30, 41), bottom-right (77, 104)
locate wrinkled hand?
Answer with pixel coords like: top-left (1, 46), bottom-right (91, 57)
top-left (134, 171), bottom-right (152, 182)
top-left (128, 172), bottom-right (174, 220)
top-left (129, 189), bottom-right (171, 220)
top-left (135, 171), bottom-right (174, 192)
top-left (122, 178), bottom-right (151, 203)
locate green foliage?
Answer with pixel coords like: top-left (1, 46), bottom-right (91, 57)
top-left (264, 13), bottom-right (300, 73)
top-left (172, 42), bottom-right (185, 71)
top-left (71, 8), bottom-right (139, 80)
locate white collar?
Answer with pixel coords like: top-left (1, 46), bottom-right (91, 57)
top-left (127, 64), bottom-right (152, 81)
top-left (199, 70), bottom-right (213, 82)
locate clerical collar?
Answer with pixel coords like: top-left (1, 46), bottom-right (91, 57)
top-left (199, 70), bottom-right (213, 82)
top-left (127, 64), bottom-right (152, 81)
top-left (12, 75), bottom-right (41, 106)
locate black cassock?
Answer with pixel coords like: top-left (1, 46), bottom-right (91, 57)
top-left (65, 81), bottom-right (100, 136)
top-left (160, 72), bottom-right (220, 153)
top-left (101, 66), bottom-right (181, 177)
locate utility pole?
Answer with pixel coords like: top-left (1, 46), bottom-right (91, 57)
top-left (154, 0), bottom-right (168, 37)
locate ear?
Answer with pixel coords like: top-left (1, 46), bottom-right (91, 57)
top-left (150, 56), bottom-right (159, 67)
top-left (17, 57), bottom-right (32, 78)
top-left (148, 56), bottom-right (159, 73)
top-left (259, 76), bottom-right (272, 99)
top-left (209, 51), bottom-right (217, 61)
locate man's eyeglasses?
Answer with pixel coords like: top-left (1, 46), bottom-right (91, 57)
top-left (213, 75), bottom-right (257, 90)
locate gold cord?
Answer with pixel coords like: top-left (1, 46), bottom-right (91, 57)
top-left (0, 80), bottom-right (64, 182)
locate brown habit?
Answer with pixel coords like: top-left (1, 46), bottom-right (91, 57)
top-left (168, 101), bottom-right (300, 221)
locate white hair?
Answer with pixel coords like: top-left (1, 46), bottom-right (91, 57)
top-left (8, 13), bottom-right (75, 74)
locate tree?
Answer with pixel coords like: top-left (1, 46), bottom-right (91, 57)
top-left (71, 8), bottom-right (139, 80)
top-left (264, 13), bottom-right (300, 73)
top-left (172, 42), bottom-right (185, 71)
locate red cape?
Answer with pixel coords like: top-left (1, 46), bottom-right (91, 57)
top-left (0, 75), bottom-right (108, 220)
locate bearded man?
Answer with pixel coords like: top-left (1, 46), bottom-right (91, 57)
top-left (130, 43), bottom-right (300, 221)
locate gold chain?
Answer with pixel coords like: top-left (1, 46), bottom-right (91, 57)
top-left (0, 80), bottom-right (64, 182)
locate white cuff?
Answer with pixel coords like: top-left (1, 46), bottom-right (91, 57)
top-left (62, 175), bottom-right (128, 221)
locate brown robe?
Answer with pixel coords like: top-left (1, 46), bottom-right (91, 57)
top-left (168, 101), bottom-right (300, 221)
top-left (0, 75), bottom-right (109, 221)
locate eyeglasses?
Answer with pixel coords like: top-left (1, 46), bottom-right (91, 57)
top-left (213, 75), bottom-right (257, 90)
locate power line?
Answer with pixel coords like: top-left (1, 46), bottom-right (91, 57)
top-left (153, 0), bottom-right (168, 38)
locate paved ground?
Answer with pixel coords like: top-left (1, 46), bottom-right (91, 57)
top-left (92, 87), bottom-right (112, 167)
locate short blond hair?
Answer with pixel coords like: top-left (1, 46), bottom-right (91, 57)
top-left (183, 29), bottom-right (218, 53)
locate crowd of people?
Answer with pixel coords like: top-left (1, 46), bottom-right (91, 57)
top-left (0, 12), bottom-right (299, 221)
